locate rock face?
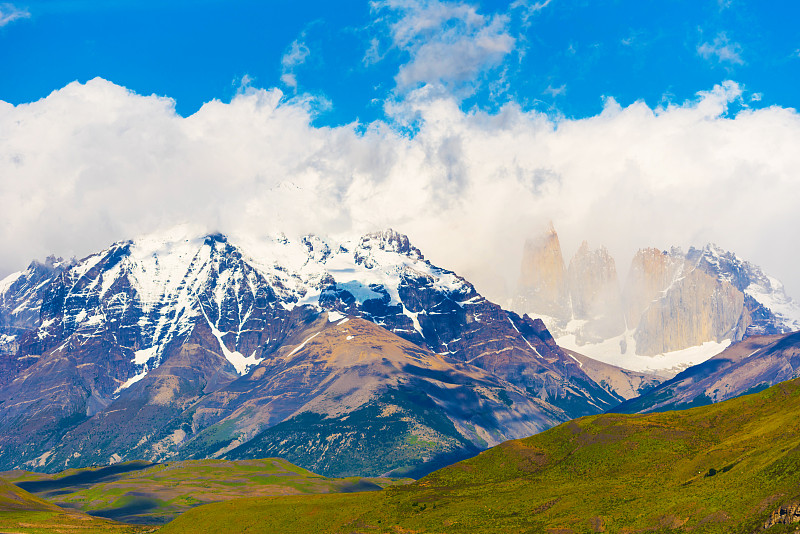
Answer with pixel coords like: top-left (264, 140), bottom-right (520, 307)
top-left (627, 244), bottom-right (797, 356)
top-left (623, 248), bottom-right (685, 333)
top-left (0, 227), bottom-right (619, 476)
top-left (515, 226), bottom-right (800, 370)
top-left (514, 228), bottom-right (626, 345)
top-left (631, 259), bottom-right (747, 355)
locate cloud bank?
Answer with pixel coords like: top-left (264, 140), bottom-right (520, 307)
top-left (2, 78), bottom-right (799, 302)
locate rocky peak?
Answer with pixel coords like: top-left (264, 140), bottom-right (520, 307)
top-left (514, 226), bottom-right (800, 370)
top-left (567, 241), bottom-right (618, 315)
top-left (204, 233), bottom-right (228, 245)
top-left (0, 226), bottom-right (622, 474)
top-left (300, 234), bottom-right (333, 265)
top-left (0, 256), bottom-right (72, 341)
top-left (354, 229), bottom-right (423, 268)
top-left (515, 222), bottom-right (570, 324)
top-left (688, 243), bottom-right (752, 292)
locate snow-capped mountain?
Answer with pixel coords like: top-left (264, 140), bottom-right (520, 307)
top-left (0, 227), bottom-right (620, 476)
top-left (514, 226), bottom-right (800, 376)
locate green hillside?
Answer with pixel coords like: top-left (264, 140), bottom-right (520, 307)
top-left (0, 477), bottom-right (56, 512)
top-left (160, 378), bottom-right (800, 533)
top-left (1, 477), bottom-right (150, 534)
top-left (2, 458), bottom-right (410, 526)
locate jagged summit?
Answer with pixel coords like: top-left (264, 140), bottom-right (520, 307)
top-left (517, 222), bottom-right (569, 322)
top-left (688, 243), bottom-right (800, 333)
top-left (0, 227), bottom-right (466, 379)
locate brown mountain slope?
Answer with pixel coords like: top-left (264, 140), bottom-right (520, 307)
top-left (564, 348), bottom-right (663, 400)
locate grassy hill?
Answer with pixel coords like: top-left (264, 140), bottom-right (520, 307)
top-left (159, 378), bottom-right (800, 533)
top-left (1, 458), bottom-right (410, 526)
top-left (0, 477), bottom-right (151, 534)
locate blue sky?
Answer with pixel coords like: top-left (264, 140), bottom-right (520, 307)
top-left (2, 0), bottom-right (800, 299)
top-left (2, 0), bottom-right (798, 123)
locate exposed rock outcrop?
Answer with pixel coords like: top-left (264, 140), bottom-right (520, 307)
top-left (623, 248), bottom-right (684, 332)
top-left (760, 501), bottom-right (800, 531)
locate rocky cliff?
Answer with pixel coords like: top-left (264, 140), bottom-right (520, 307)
top-left (631, 258), bottom-right (747, 355)
top-left (623, 247), bottom-right (684, 332)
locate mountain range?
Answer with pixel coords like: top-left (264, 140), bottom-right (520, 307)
top-left (0, 227), bottom-right (637, 477)
top-left (3, 224), bottom-right (800, 533)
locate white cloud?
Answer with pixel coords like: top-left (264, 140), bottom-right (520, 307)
top-left (0, 2), bottom-right (29, 26)
top-left (2, 78), bottom-right (800, 304)
top-left (280, 38), bottom-right (311, 90)
top-left (363, 37), bottom-right (384, 65)
top-left (698, 32), bottom-right (744, 65)
top-left (543, 83), bottom-right (566, 97)
top-left (371, 0), bottom-right (515, 91)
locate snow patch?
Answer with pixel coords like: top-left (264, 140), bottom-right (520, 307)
top-left (288, 331), bottom-right (321, 357)
top-left (507, 315), bottom-right (541, 357)
top-left (208, 322), bottom-right (263, 375)
top-left (133, 346), bottom-right (159, 365)
top-left (745, 274), bottom-right (800, 329)
top-left (0, 333), bottom-right (16, 344)
top-left (327, 311), bottom-right (346, 322)
top-left (115, 369), bottom-right (148, 393)
top-left (0, 270), bottom-right (22, 295)
top-left (557, 331), bottom-right (730, 377)
top-left (74, 309), bottom-right (87, 324)
top-left (402, 306), bottom-right (424, 337)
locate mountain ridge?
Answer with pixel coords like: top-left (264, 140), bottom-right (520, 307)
top-left (613, 330), bottom-right (800, 414)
